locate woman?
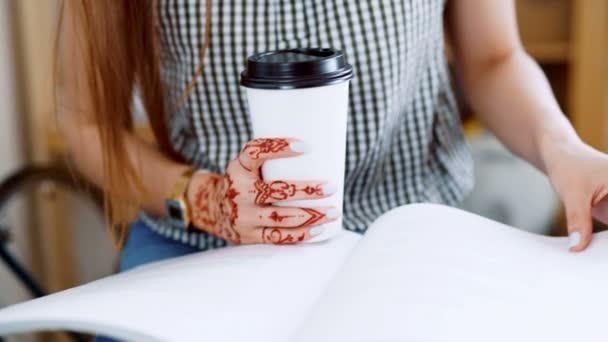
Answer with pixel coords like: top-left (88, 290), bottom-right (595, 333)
top-left (60, 0), bottom-right (608, 273)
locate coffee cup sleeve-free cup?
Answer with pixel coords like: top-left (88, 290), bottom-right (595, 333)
top-left (241, 48), bottom-right (353, 242)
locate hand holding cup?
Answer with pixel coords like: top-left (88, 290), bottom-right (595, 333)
top-left (186, 138), bottom-right (339, 245)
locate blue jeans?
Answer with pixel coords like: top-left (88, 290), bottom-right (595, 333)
top-left (118, 219), bottom-right (199, 271)
top-left (96, 219), bottom-right (199, 341)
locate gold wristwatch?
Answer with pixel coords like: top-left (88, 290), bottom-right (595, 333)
top-left (165, 168), bottom-right (196, 230)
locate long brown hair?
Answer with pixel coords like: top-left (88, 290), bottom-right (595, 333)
top-left (58, 0), bottom-right (211, 246)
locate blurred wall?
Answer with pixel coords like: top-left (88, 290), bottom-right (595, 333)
top-left (0, 3), bottom-right (114, 340)
top-left (0, 0), bottom-right (33, 319)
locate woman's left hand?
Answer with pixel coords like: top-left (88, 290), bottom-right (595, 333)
top-left (543, 139), bottom-right (608, 252)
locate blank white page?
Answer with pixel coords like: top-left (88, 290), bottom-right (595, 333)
top-left (0, 231), bottom-right (361, 342)
top-left (296, 203), bottom-right (608, 342)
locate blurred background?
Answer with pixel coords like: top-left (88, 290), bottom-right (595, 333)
top-left (0, 1), bottom-right (607, 341)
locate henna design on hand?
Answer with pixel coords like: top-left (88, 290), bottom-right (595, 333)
top-left (260, 208), bottom-right (325, 244)
top-left (268, 211), bottom-right (294, 223)
top-left (225, 174), bottom-right (239, 227)
top-left (238, 138), bottom-right (289, 171)
top-left (261, 228), bottom-right (306, 245)
top-left (243, 138), bottom-right (290, 159)
top-left (301, 185), bottom-right (322, 196)
top-left (190, 138), bottom-right (324, 245)
top-left (254, 180), bottom-right (296, 204)
top-left (253, 181), bottom-right (324, 204)
top-left (191, 174), bottom-right (242, 244)
top-left (293, 208), bottom-right (325, 228)
top-left (192, 176), bottom-right (220, 228)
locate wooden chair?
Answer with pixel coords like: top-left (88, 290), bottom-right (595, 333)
top-left (0, 165), bottom-right (100, 342)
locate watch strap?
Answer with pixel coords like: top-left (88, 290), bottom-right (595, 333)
top-left (170, 167), bottom-right (196, 200)
top-left (166, 167), bottom-right (196, 230)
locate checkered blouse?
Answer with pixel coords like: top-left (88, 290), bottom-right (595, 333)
top-left (140, 0), bottom-right (474, 250)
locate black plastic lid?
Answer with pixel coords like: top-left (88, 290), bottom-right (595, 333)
top-left (240, 48), bottom-right (354, 90)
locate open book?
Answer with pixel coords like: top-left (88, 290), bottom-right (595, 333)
top-left (1, 203), bottom-right (608, 341)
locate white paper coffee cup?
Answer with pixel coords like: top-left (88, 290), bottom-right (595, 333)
top-left (241, 48), bottom-right (353, 242)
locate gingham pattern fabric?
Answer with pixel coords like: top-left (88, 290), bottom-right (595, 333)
top-left (140, 0), bottom-right (474, 250)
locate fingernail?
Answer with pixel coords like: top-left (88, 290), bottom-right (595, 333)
top-left (309, 226), bottom-right (324, 237)
top-left (290, 141), bottom-right (310, 153)
top-left (325, 208), bottom-right (341, 219)
top-left (569, 231), bottom-right (581, 249)
top-left (321, 182), bottom-right (338, 195)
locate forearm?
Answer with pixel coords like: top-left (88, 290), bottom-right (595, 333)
top-left (457, 49), bottom-right (581, 172)
top-left (63, 121), bottom-right (194, 217)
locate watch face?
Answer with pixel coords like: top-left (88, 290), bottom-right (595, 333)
top-left (168, 201), bottom-right (184, 221)
top-left (166, 199), bottom-right (187, 230)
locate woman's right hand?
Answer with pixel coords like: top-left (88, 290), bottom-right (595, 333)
top-left (186, 138), bottom-right (339, 245)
